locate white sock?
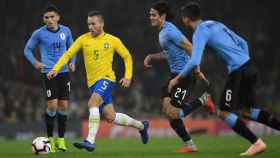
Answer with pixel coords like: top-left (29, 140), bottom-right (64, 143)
top-left (86, 107), bottom-right (100, 144)
top-left (113, 113), bottom-right (144, 130)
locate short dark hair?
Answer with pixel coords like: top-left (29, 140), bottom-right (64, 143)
top-left (151, 1), bottom-right (173, 21)
top-left (87, 10), bottom-right (104, 21)
top-left (43, 4), bottom-right (59, 15)
top-left (180, 1), bottom-right (201, 20)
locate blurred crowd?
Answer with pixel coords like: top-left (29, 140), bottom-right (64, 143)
top-left (1, 0), bottom-right (279, 123)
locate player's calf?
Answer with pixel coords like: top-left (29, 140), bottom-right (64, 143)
top-left (248, 108), bottom-right (280, 131)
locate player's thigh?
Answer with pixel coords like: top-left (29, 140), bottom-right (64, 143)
top-left (42, 73), bottom-right (58, 101)
top-left (88, 93), bottom-right (104, 107)
top-left (102, 104), bottom-right (116, 123)
top-left (161, 97), bottom-right (180, 119)
top-left (219, 71), bottom-right (242, 112)
top-left (58, 99), bottom-right (68, 110)
top-left (239, 64), bottom-right (259, 109)
top-left (89, 79), bottom-right (115, 108)
top-left (57, 72), bottom-right (70, 101)
top-left (47, 99), bottom-right (58, 110)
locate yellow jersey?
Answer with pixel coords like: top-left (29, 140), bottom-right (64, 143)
top-left (53, 32), bottom-right (133, 87)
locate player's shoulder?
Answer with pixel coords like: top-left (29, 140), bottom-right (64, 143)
top-left (59, 24), bottom-right (71, 32)
top-left (162, 21), bottom-right (182, 35)
top-left (199, 20), bottom-right (222, 30)
top-left (30, 26), bottom-right (46, 37)
top-left (105, 33), bottom-right (119, 39)
top-left (33, 26), bottom-right (46, 34)
top-left (76, 32), bottom-right (91, 41)
top-left (165, 21), bottom-right (178, 29)
top-left (105, 33), bottom-right (122, 43)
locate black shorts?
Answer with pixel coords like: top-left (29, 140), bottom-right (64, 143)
top-left (42, 72), bottom-right (70, 100)
top-left (219, 60), bottom-right (259, 112)
top-left (161, 73), bottom-right (196, 107)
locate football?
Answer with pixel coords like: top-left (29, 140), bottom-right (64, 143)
top-left (32, 137), bottom-right (51, 155)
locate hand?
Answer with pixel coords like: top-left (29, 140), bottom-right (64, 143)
top-left (34, 62), bottom-right (45, 70)
top-left (119, 78), bottom-right (131, 88)
top-left (69, 63), bottom-right (76, 72)
top-left (168, 77), bottom-right (179, 92)
top-left (194, 70), bottom-right (210, 85)
top-left (143, 54), bottom-right (153, 68)
top-left (47, 70), bottom-right (58, 80)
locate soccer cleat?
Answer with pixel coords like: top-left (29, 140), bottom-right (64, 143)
top-left (176, 145), bottom-right (198, 153)
top-left (139, 121), bottom-right (149, 144)
top-left (240, 138), bottom-right (266, 156)
top-left (205, 94), bottom-right (216, 114)
top-left (56, 137), bottom-right (67, 152)
top-left (48, 137), bottom-right (57, 153)
top-left (200, 92), bottom-right (216, 114)
top-left (73, 140), bottom-right (95, 152)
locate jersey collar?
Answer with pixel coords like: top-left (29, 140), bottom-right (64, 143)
top-left (93, 32), bottom-right (106, 39)
top-left (160, 21), bottom-right (170, 31)
top-left (46, 25), bottom-right (61, 33)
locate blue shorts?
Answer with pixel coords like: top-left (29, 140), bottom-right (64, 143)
top-left (89, 79), bottom-right (115, 113)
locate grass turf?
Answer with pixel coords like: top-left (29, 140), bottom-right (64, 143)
top-left (0, 136), bottom-right (279, 158)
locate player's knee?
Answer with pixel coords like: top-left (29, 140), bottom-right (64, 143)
top-left (218, 110), bottom-right (230, 119)
top-left (105, 113), bottom-right (116, 123)
top-left (47, 99), bottom-right (58, 104)
top-left (88, 99), bottom-right (100, 108)
top-left (162, 97), bottom-right (171, 105)
top-left (47, 100), bottom-right (58, 111)
top-left (239, 107), bottom-right (251, 118)
top-left (88, 94), bottom-right (103, 108)
top-left (162, 105), bottom-right (179, 119)
top-left (58, 100), bottom-right (68, 109)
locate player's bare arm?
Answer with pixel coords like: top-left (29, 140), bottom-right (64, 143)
top-left (34, 61), bottom-right (45, 70)
top-left (180, 37), bottom-right (192, 56)
top-left (144, 52), bottom-right (165, 68)
top-left (69, 63), bottom-right (76, 72)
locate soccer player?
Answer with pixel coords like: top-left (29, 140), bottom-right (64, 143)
top-left (144, 1), bottom-right (215, 153)
top-left (24, 5), bottom-right (76, 152)
top-left (172, 2), bottom-right (280, 156)
top-left (47, 10), bottom-right (149, 152)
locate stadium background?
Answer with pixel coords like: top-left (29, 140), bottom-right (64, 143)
top-left (0, 0), bottom-right (279, 140)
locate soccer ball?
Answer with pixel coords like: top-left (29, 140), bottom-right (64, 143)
top-left (32, 137), bottom-right (51, 155)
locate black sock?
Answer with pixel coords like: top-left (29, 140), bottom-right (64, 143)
top-left (232, 118), bottom-right (258, 144)
top-left (255, 110), bottom-right (280, 131)
top-left (57, 112), bottom-right (67, 138)
top-left (44, 112), bottom-right (56, 137)
top-left (181, 99), bottom-right (202, 116)
top-left (169, 119), bottom-right (191, 142)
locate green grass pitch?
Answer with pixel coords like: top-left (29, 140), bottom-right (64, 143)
top-left (0, 136), bottom-right (279, 158)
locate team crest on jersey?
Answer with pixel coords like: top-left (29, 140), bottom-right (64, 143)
top-left (104, 42), bottom-right (109, 49)
top-left (60, 33), bottom-right (66, 40)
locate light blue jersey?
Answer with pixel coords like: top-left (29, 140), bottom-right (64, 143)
top-left (159, 21), bottom-right (190, 74)
top-left (24, 25), bottom-right (76, 73)
top-left (180, 20), bottom-right (250, 76)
